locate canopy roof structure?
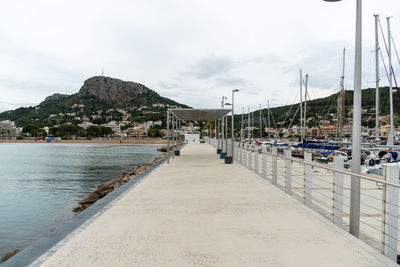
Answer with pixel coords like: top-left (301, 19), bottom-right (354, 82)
top-left (169, 108), bottom-right (232, 121)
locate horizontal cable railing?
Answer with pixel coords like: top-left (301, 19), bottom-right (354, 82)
top-left (204, 137), bottom-right (400, 263)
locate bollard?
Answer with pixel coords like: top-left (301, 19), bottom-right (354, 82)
top-left (333, 157), bottom-right (344, 227)
top-left (304, 152), bottom-right (312, 208)
top-left (262, 146), bottom-right (267, 179)
top-left (285, 149), bottom-right (292, 194)
top-left (382, 164), bottom-right (400, 262)
top-left (272, 147), bottom-right (278, 185)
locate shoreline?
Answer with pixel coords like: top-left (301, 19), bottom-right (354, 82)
top-left (0, 139), bottom-right (167, 145)
top-left (72, 152), bottom-right (167, 213)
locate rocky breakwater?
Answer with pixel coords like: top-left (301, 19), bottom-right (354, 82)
top-left (73, 153), bottom-right (166, 213)
top-left (157, 145), bottom-right (174, 152)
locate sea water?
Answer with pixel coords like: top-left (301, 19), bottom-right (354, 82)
top-left (0, 143), bottom-right (162, 257)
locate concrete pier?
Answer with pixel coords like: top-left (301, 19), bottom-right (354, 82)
top-left (36, 143), bottom-right (393, 266)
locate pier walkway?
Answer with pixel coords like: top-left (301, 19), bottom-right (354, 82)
top-left (36, 143), bottom-right (393, 266)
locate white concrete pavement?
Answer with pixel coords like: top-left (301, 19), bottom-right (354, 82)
top-left (36, 143), bottom-right (394, 266)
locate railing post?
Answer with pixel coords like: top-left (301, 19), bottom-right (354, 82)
top-left (240, 146), bottom-right (243, 164)
top-left (245, 146), bottom-right (248, 167)
top-left (382, 164), bottom-right (399, 262)
top-left (272, 147), bottom-right (277, 185)
top-left (304, 152), bottom-right (312, 208)
top-left (255, 148), bottom-right (259, 174)
top-left (285, 149), bottom-right (292, 194)
top-left (263, 146), bottom-right (267, 179)
top-left (333, 157), bottom-right (344, 227)
top-left (235, 143), bottom-right (238, 161)
top-left (249, 146), bottom-right (253, 170)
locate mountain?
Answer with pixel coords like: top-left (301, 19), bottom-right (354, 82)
top-left (0, 76), bottom-right (188, 127)
top-left (44, 93), bottom-right (69, 102)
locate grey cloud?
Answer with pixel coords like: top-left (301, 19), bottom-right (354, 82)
top-left (0, 75), bottom-right (61, 92)
top-left (0, 101), bottom-right (36, 112)
top-left (157, 81), bottom-right (180, 90)
top-left (213, 76), bottom-right (248, 87)
top-left (184, 56), bottom-right (234, 79)
top-left (283, 41), bottom-right (352, 90)
top-left (241, 55), bottom-right (286, 65)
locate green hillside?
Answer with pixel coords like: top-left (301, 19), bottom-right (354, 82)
top-left (0, 76), bottom-right (188, 128)
top-left (236, 86), bottom-right (397, 129)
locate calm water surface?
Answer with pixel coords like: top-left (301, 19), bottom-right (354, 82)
top-left (0, 143), bottom-right (162, 256)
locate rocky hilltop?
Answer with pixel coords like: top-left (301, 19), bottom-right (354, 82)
top-left (44, 93), bottom-right (69, 102)
top-left (78, 76), bottom-right (150, 105)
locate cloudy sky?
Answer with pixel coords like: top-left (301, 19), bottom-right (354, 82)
top-left (0, 0), bottom-right (399, 113)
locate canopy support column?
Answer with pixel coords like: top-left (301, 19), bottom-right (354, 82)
top-left (167, 109), bottom-right (170, 164)
top-left (172, 114), bottom-right (175, 159)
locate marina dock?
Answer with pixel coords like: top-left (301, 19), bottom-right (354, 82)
top-left (27, 142), bottom-right (393, 266)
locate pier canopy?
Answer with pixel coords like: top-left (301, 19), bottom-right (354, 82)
top-left (169, 108), bottom-right (232, 121)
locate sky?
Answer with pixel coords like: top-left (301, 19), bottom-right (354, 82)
top-left (0, 0), bottom-right (399, 113)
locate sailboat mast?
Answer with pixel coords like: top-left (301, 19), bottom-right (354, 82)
top-left (259, 104), bottom-right (262, 139)
top-left (375, 14), bottom-right (380, 141)
top-left (241, 107), bottom-right (244, 143)
top-left (387, 17), bottom-right (394, 147)
top-left (267, 100), bottom-right (271, 139)
top-left (304, 74), bottom-right (308, 140)
top-left (251, 110), bottom-right (254, 138)
top-left (248, 107), bottom-right (251, 140)
top-left (338, 48), bottom-right (346, 147)
top-left (300, 69), bottom-right (303, 143)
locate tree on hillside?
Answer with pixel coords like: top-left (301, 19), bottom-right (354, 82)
top-left (86, 125), bottom-right (113, 137)
top-left (22, 124), bottom-right (46, 137)
top-left (49, 124), bottom-right (84, 137)
top-left (147, 127), bottom-right (162, 138)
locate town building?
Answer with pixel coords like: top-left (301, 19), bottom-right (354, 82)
top-left (0, 120), bottom-right (17, 138)
top-left (101, 121), bottom-right (121, 136)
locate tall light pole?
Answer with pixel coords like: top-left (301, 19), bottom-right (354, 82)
top-left (225, 89), bottom-right (239, 164)
top-left (232, 89), bottom-right (239, 161)
top-left (323, 0), bottom-right (362, 237)
top-left (221, 96), bottom-right (227, 155)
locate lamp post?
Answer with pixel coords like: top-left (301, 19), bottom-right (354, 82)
top-left (224, 89), bottom-right (239, 164)
top-left (323, 0), bottom-right (362, 237)
top-left (232, 89), bottom-right (239, 161)
top-left (221, 96), bottom-right (227, 157)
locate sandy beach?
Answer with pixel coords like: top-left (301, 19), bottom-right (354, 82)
top-left (0, 139), bottom-right (167, 145)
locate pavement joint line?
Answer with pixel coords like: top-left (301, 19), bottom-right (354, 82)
top-left (233, 155), bottom-right (397, 267)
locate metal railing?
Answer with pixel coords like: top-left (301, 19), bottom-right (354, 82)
top-left (205, 137), bottom-right (400, 263)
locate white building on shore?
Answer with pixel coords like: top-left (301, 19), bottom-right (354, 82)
top-left (0, 120), bottom-right (17, 138)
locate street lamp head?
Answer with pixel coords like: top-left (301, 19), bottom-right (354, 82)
top-left (233, 89), bottom-right (239, 93)
top-left (323, 0), bottom-right (341, 2)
